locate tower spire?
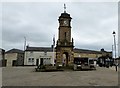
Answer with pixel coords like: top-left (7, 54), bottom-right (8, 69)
top-left (64, 3), bottom-right (66, 13)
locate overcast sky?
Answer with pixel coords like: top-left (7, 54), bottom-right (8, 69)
top-left (1, 1), bottom-right (118, 52)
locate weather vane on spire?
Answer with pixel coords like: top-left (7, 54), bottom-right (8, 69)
top-left (64, 3), bottom-right (66, 13)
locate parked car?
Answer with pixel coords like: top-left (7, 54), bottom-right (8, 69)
top-left (73, 57), bottom-right (96, 71)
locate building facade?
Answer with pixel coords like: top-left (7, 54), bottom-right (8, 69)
top-left (24, 47), bottom-right (55, 66)
top-left (24, 46), bottom-right (112, 66)
top-left (74, 48), bottom-right (102, 59)
top-left (0, 48), bottom-right (6, 67)
top-left (5, 49), bottom-right (24, 66)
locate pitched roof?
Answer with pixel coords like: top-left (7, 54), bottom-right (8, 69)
top-left (73, 48), bottom-right (102, 54)
top-left (6, 49), bottom-right (24, 54)
top-left (25, 47), bottom-right (111, 54)
top-left (25, 47), bottom-right (53, 52)
top-left (0, 48), bottom-right (5, 52)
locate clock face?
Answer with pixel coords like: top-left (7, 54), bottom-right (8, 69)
top-left (63, 20), bottom-right (68, 26)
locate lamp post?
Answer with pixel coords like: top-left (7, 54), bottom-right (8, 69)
top-left (112, 31), bottom-right (116, 60)
top-left (112, 45), bottom-right (114, 58)
top-left (112, 31), bottom-right (117, 71)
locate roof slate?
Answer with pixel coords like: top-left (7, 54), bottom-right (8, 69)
top-left (25, 47), bottom-right (104, 54)
top-left (6, 49), bottom-right (24, 54)
top-left (26, 47), bottom-right (53, 52)
top-left (73, 48), bottom-right (102, 54)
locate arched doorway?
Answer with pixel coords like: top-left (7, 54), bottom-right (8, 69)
top-left (62, 52), bottom-right (69, 66)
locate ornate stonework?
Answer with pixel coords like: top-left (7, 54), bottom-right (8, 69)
top-left (56, 11), bottom-right (74, 66)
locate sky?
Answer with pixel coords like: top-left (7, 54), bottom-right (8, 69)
top-left (118, 1), bottom-right (120, 57)
top-left (1, 1), bottom-right (118, 54)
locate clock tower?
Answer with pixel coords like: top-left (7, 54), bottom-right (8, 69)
top-left (56, 4), bottom-right (74, 66)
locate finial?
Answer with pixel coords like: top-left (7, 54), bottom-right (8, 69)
top-left (64, 3), bottom-right (66, 13)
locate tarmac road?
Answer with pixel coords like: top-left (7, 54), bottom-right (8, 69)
top-left (2, 66), bottom-right (118, 86)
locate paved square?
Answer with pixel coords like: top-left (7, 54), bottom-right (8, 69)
top-left (2, 66), bottom-right (118, 86)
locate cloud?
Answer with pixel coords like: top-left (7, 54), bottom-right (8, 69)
top-left (70, 2), bottom-right (118, 51)
top-left (2, 2), bottom-right (118, 52)
top-left (0, 3), bottom-right (2, 48)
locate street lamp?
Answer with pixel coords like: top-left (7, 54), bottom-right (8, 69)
top-left (112, 31), bottom-right (117, 71)
top-left (112, 31), bottom-right (116, 60)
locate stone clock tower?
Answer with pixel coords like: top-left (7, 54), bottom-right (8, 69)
top-left (56, 4), bottom-right (74, 66)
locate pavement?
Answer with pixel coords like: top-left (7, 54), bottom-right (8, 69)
top-left (0, 68), bottom-right (2, 87)
top-left (109, 66), bottom-right (115, 71)
top-left (109, 66), bottom-right (119, 71)
top-left (2, 66), bottom-right (118, 86)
